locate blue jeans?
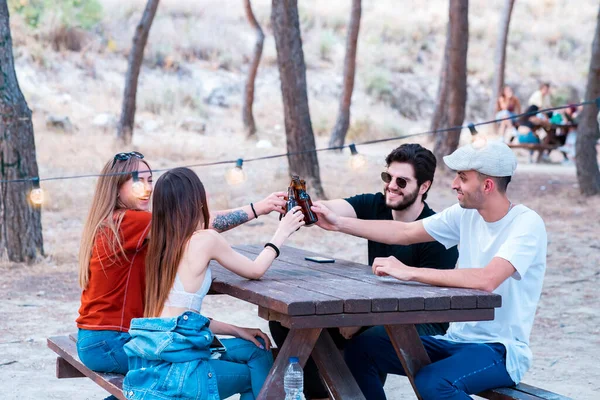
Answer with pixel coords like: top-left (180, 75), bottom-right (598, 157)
top-left (210, 338), bottom-right (274, 400)
top-left (77, 329), bottom-right (130, 374)
top-left (518, 131), bottom-right (540, 144)
top-left (344, 326), bottom-right (515, 400)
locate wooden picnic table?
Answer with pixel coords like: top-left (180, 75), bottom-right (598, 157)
top-left (209, 244), bottom-right (502, 400)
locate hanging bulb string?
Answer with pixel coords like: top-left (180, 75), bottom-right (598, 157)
top-left (0, 98), bottom-right (597, 185)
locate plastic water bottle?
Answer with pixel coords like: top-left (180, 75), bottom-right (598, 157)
top-left (284, 356), bottom-right (304, 399)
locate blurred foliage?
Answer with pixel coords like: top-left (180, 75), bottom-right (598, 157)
top-left (9, 0), bottom-right (103, 29)
top-left (365, 69), bottom-right (393, 102)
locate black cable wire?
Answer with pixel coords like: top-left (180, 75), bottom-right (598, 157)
top-left (0, 99), bottom-right (596, 184)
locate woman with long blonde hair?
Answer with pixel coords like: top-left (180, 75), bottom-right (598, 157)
top-left (77, 154), bottom-right (287, 377)
top-left (123, 167), bottom-right (305, 399)
top-left (76, 151), bottom-right (153, 375)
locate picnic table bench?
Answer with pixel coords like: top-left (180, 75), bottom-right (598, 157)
top-left (48, 245), bottom-right (572, 400)
top-left (508, 122), bottom-right (574, 163)
top-left (507, 143), bottom-right (561, 163)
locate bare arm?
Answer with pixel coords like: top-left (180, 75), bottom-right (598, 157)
top-left (531, 116), bottom-right (551, 130)
top-left (209, 207), bottom-right (252, 233)
top-left (373, 256), bottom-right (516, 292)
top-left (312, 202), bottom-right (434, 245)
top-left (319, 199), bottom-right (357, 218)
top-left (208, 319), bottom-right (272, 350)
top-left (514, 98), bottom-right (522, 114)
top-left (205, 208), bottom-right (305, 279)
top-left (209, 191), bottom-right (287, 232)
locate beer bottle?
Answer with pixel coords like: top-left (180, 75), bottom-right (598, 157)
top-left (280, 185), bottom-right (299, 220)
top-left (285, 186), bottom-right (299, 214)
top-left (297, 179), bottom-right (318, 226)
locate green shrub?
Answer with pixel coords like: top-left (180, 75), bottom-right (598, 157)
top-left (319, 30), bottom-right (336, 61)
top-left (365, 69), bottom-right (393, 102)
top-left (9, 0), bottom-right (103, 30)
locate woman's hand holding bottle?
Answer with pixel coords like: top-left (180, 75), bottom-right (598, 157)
top-left (272, 206), bottom-right (305, 244)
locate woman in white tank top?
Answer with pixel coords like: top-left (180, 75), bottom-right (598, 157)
top-left (131, 167), bottom-right (305, 400)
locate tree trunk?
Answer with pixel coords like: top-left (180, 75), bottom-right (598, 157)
top-left (242, 0), bottom-right (265, 139)
top-left (116, 0), bottom-right (160, 145)
top-left (576, 5), bottom-right (600, 196)
top-left (0, 1), bottom-right (44, 263)
top-left (430, 22), bottom-right (451, 135)
top-left (433, 0), bottom-right (469, 168)
top-left (328, 0), bottom-right (361, 149)
top-left (271, 0), bottom-right (326, 198)
top-left (489, 0), bottom-right (516, 119)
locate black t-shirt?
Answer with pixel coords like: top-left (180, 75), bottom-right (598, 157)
top-left (345, 192), bottom-right (458, 269)
top-left (344, 193), bottom-right (459, 336)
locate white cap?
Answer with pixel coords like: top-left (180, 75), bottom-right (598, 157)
top-left (443, 139), bottom-right (517, 177)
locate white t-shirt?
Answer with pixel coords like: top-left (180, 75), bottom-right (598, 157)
top-left (422, 204), bottom-right (547, 384)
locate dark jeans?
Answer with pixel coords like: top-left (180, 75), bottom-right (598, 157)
top-left (344, 326), bottom-right (515, 400)
top-left (268, 322), bottom-right (448, 399)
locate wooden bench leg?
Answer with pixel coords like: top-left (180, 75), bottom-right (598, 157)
top-left (312, 329), bottom-right (365, 400)
top-left (56, 357), bottom-right (86, 378)
top-left (385, 324), bottom-right (431, 400)
top-left (257, 328), bottom-right (321, 400)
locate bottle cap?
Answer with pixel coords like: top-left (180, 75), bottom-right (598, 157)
top-left (289, 356), bottom-right (299, 363)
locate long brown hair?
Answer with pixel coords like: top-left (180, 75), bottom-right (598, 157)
top-left (78, 156), bottom-right (151, 289)
top-left (144, 167), bottom-right (210, 317)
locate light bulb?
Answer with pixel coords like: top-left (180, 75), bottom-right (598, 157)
top-left (348, 143), bottom-right (367, 171)
top-left (30, 188), bottom-right (45, 205)
top-left (29, 178), bottom-right (44, 205)
top-left (226, 159), bottom-right (247, 185)
top-left (472, 136), bottom-right (488, 149)
top-left (132, 181), bottom-right (146, 198)
top-left (131, 171), bottom-right (146, 198)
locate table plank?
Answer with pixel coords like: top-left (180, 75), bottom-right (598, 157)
top-left (234, 248), bottom-right (372, 313)
top-left (210, 263), bottom-right (343, 315)
top-left (238, 245), bottom-right (423, 312)
top-left (259, 306), bottom-right (495, 329)
top-left (239, 245), bottom-right (501, 310)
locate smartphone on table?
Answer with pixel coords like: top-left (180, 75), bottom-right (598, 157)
top-left (305, 256), bottom-right (335, 263)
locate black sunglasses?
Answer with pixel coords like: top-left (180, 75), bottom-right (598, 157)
top-left (111, 151), bottom-right (144, 168)
top-left (381, 172), bottom-right (408, 189)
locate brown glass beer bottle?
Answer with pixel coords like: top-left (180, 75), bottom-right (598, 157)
top-left (280, 183), bottom-right (299, 220)
top-left (297, 179), bottom-right (318, 225)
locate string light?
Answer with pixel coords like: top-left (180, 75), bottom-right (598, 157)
top-left (348, 143), bottom-right (367, 171)
top-left (0, 99), bottom-right (596, 206)
top-left (225, 159), bottom-right (247, 185)
top-left (131, 171), bottom-right (146, 198)
top-left (29, 178), bottom-right (44, 206)
top-left (467, 122), bottom-right (488, 149)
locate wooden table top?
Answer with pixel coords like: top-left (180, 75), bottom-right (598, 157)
top-left (209, 245), bottom-right (501, 325)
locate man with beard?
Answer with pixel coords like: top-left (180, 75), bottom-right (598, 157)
top-left (268, 143), bottom-right (458, 400)
top-left (312, 140), bottom-right (547, 400)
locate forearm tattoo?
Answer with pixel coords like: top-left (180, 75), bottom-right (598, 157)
top-left (211, 210), bottom-right (249, 232)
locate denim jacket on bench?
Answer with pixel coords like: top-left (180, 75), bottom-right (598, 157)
top-left (123, 311), bottom-right (219, 400)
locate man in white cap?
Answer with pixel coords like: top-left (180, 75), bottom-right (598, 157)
top-left (312, 140), bottom-right (547, 400)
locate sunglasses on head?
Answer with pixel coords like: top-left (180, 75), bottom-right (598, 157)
top-left (111, 151), bottom-right (144, 168)
top-left (381, 172), bottom-right (408, 189)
